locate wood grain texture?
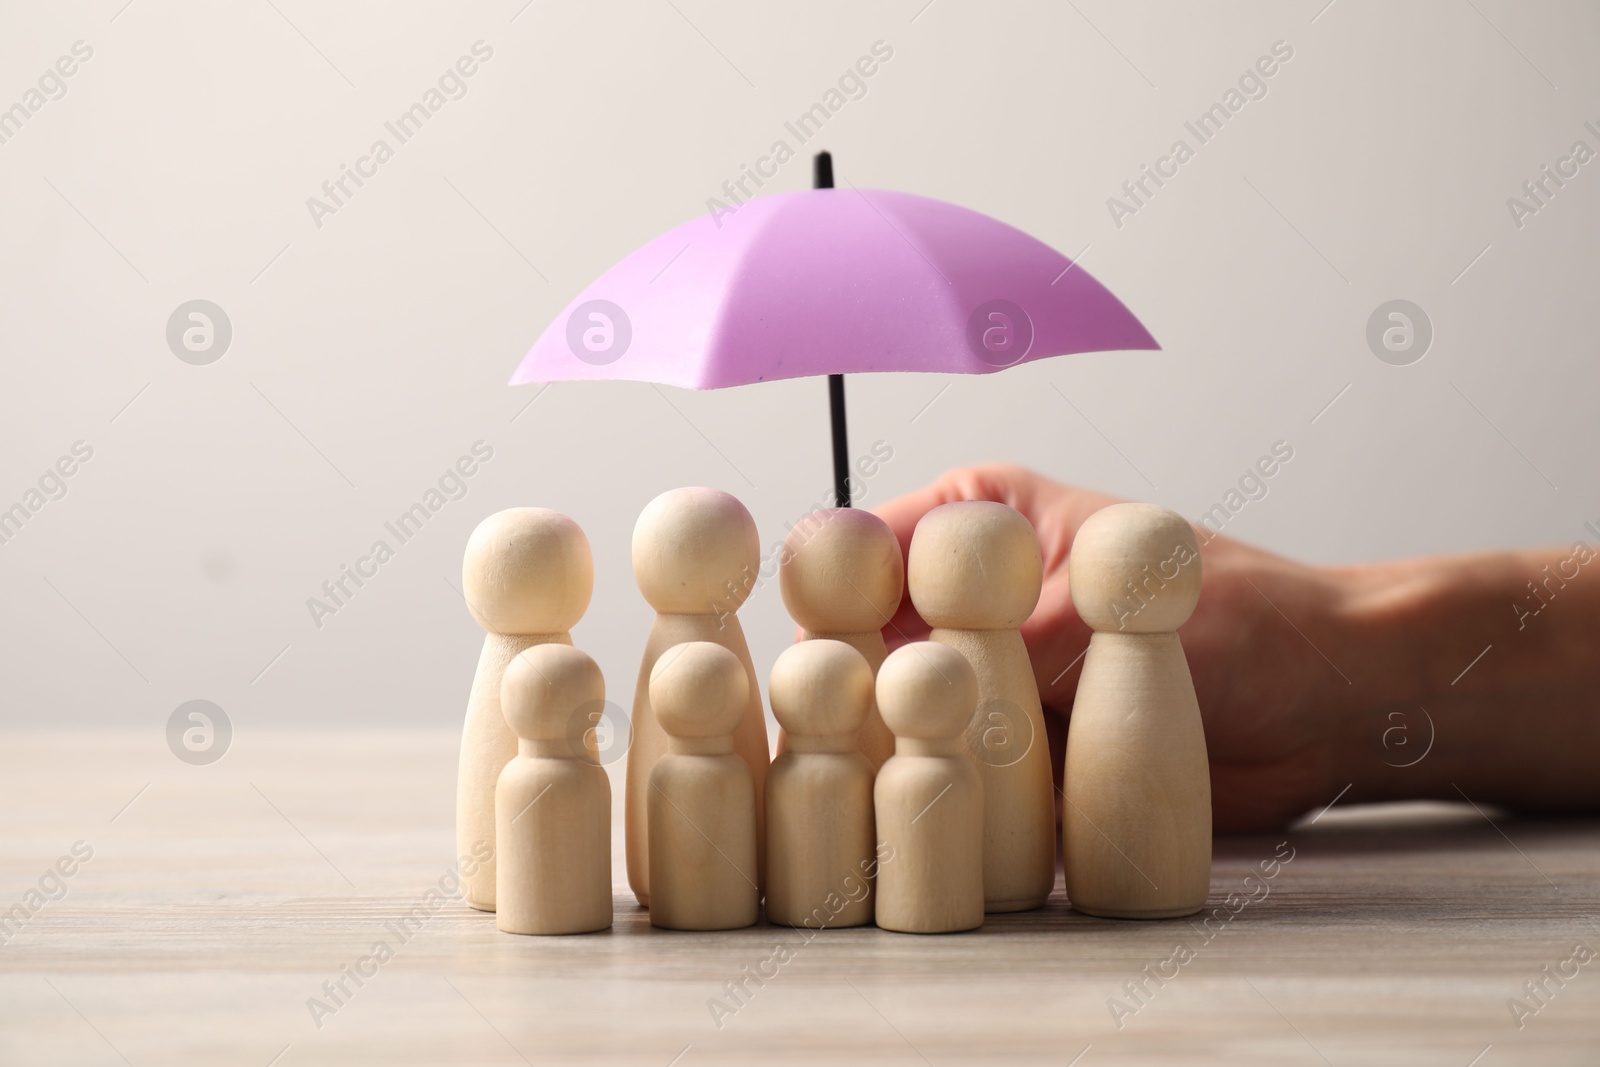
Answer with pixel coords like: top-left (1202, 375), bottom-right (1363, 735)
top-left (910, 501), bottom-right (1056, 913)
top-left (1064, 632), bottom-right (1212, 919)
top-left (874, 642), bottom-right (986, 934)
top-left (648, 643), bottom-right (760, 932)
top-left (765, 641), bottom-right (876, 930)
top-left (3, 732), bottom-right (1598, 1066)
top-left (627, 488), bottom-right (770, 908)
top-left (626, 613), bottom-right (768, 908)
top-left (457, 507), bottom-right (593, 912)
top-left (777, 507), bottom-right (904, 772)
top-left (1063, 502), bottom-right (1210, 920)
top-left (495, 645), bottom-right (611, 936)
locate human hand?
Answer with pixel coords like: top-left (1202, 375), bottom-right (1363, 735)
top-left (873, 463), bottom-right (1353, 831)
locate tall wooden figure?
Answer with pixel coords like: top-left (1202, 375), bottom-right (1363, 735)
top-left (908, 502), bottom-right (1054, 913)
top-left (1064, 503), bottom-right (1211, 918)
top-left (874, 641), bottom-right (984, 934)
top-left (766, 640), bottom-right (876, 930)
top-left (496, 644), bottom-right (611, 935)
top-left (457, 508), bottom-right (592, 911)
top-left (626, 487), bottom-right (770, 907)
top-left (648, 641), bottom-right (760, 931)
top-left (777, 508), bottom-right (902, 772)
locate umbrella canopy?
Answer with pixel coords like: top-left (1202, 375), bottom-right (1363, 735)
top-left (511, 187), bottom-right (1158, 390)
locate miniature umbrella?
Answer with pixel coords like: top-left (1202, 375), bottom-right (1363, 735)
top-left (512, 153), bottom-right (1158, 506)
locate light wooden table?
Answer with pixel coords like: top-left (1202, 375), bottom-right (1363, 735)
top-left (3, 732), bottom-right (1597, 1066)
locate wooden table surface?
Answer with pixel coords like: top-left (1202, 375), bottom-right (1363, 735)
top-left (3, 731), bottom-right (1597, 1066)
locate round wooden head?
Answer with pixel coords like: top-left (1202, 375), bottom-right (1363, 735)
top-left (768, 639), bottom-right (872, 738)
top-left (632, 488), bottom-right (760, 615)
top-left (1069, 503), bottom-right (1202, 633)
top-left (462, 508), bottom-right (593, 635)
top-left (649, 641), bottom-right (748, 739)
top-left (501, 644), bottom-right (604, 742)
top-left (907, 501), bottom-right (1042, 630)
top-left (876, 642), bottom-right (977, 742)
top-left (779, 508), bottom-right (903, 633)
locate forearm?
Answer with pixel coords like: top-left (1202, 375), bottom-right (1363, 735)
top-left (1331, 547), bottom-right (1600, 811)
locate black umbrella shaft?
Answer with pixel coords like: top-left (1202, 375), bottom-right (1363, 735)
top-left (815, 151), bottom-right (850, 508)
top-left (829, 374), bottom-right (850, 508)
top-left (814, 151), bottom-right (834, 190)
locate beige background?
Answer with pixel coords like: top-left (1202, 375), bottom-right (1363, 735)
top-left (1, 0), bottom-right (1596, 732)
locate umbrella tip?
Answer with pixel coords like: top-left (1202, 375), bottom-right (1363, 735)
top-left (813, 151), bottom-right (834, 190)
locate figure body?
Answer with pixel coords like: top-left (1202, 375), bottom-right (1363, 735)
top-left (1064, 503), bottom-right (1211, 918)
top-left (457, 508), bottom-right (592, 911)
top-left (778, 508), bottom-right (903, 772)
top-left (766, 639), bottom-right (876, 929)
top-left (648, 642), bottom-right (760, 931)
top-left (874, 641), bottom-right (984, 934)
top-left (909, 501), bottom-right (1054, 912)
top-left (496, 644), bottom-right (611, 935)
top-left (625, 488), bottom-right (770, 906)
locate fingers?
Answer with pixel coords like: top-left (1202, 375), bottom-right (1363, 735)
top-left (1022, 571), bottom-right (1092, 711)
top-left (871, 463), bottom-right (1123, 708)
top-left (872, 469), bottom-right (989, 560)
top-left (872, 463), bottom-right (1055, 640)
top-left (875, 464), bottom-right (1124, 568)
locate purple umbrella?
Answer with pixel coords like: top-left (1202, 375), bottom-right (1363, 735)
top-left (512, 153), bottom-right (1158, 505)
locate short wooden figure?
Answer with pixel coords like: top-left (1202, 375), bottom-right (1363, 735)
top-left (457, 508), bottom-right (592, 912)
top-left (908, 501), bottom-right (1054, 913)
top-left (766, 639), bottom-right (876, 930)
top-left (1064, 502), bottom-right (1211, 918)
top-left (625, 487), bottom-right (770, 907)
top-left (496, 644), bottom-right (611, 935)
top-left (874, 641), bottom-right (984, 934)
top-left (778, 507), bottom-right (902, 772)
top-left (648, 641), bottom-right (760, 931)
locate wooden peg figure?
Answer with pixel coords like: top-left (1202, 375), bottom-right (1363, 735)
top-left (908, 501), bottom-right (1054, 913)
top-left (766, 640), bottom-right (876, 930)
top-left (626, 487), bottom-right (770, 907)
top-left (874, 641), bottom-right (984, 934)
top-left (777, 508), bottom-right (903, 772)
top-left (457, 508), bottom-right (592, 912)
top-left (495, 644), bottom-right (611, 935)
top-left (1064, 503), bottom-right (1211, 919)
top-left (648, 641), bottom-right (759, 931)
